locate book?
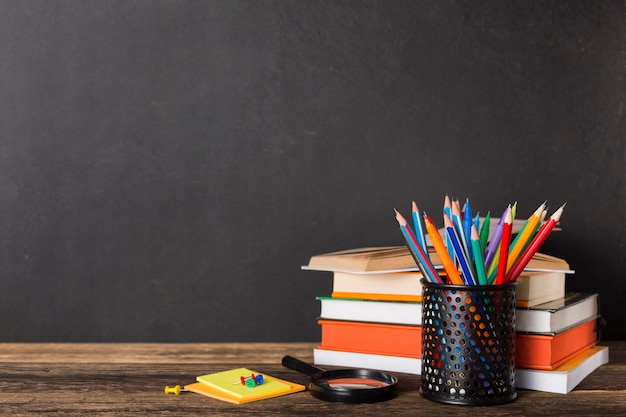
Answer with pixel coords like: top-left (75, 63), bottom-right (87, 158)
top-left (516, 293), bottom-right (599, 333)
top-left (515, 345), bottom-right (609, 394)
top-left (318, 319), bottom-right (422, 358)
top-left (325, 268), bottom-right (565, 306)
top-left (315, 346), bottom-right (610, 395)
top-left (317, 296), bottom-right (422, 325)
top-left (304, 246), bottom-right (572, 275)
top-left (313, 347), bottom-right (422, 375)
top-left (317, 315), bottom-right (598, 371)
top-left (186, 368), bottom-right (305, 404)
top-left (306, 216), bottom-right (531, 274)
top-left (305, 246), bottom-right (423, 273)
top-left (515, 317), bottom-right (600, 370)
top-left (317, 293), bottom-right (595, 330)
top-left (514, 271), bottom-right (566, 308)
top-left (331, 271), bottom-right (424, 302)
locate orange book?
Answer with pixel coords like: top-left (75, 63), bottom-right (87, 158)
top-left (515, 317), bottom-right (599, 370)
top-left (318, 319), bottom-right (422, 358)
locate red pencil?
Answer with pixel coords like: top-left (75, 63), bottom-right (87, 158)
top-left (505, 204), bottom-right (566, 282)
top-left (495, 206), bottom-right (512, 285)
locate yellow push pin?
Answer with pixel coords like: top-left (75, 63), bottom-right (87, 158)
top-left (164, 385), bottom-right (189, 395)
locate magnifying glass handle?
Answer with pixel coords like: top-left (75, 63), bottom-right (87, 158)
top-left (282, 355), bottom-right (325, 376)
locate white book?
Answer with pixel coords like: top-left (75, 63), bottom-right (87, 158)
top-left (316, 293), bottom-right (597, 331)
top-left (515, 293), bottom-right (598, 333)
top-left (515, 346), bottom-right (609, 394)
top-left (313, 348), bottom-right (422, 375)
top-left (313, 346), bottom-right (609, 395)
top-left (317, 297), bottom-right (422, 325)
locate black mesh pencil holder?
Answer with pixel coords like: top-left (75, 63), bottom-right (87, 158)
top-left (420, 279), bottom-right (517, 406)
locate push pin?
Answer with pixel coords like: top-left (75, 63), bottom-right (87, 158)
top-left (164, 385), bottom-right (189, 395)
top-left (237, 373), bottom-right (264, 388)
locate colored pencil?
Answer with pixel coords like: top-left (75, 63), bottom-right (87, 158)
top-left (395, 210), bottom-right (442, 284)
top-left (525, 207), bottom-right (548, 250)
top-left (483, 206), bottom-right (507, 271)
top-left (463, 199), bottom-right (473, 261)
top-left (505, 204), bottom-right (566, 282)
top-left (473, 214), bottom-right (480, 236)
top-left (444, 214), bottom-right (476, 285)
top-left (479, 211), bottom-right (490, 253)
top-left (411, 201), bottom-right (429, 259)
top-left (486, 203), bottom-right (516, 279)
top-left (451, 199), bottom-right (469, 259)
top-left (495, 206), bottom-right (512, 285)
top-left (471, 224), bottom-right (488, 285)
top-left (443, 195), bottom-right (452, 217)
top-left (443, 195), bottom-right (455, 263)
top-left (506, 202), bottom-right (545, 274)
top-left (423, 213), bottom-right (464, 285)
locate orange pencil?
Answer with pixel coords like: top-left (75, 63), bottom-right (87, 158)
top-left (423, 213), bottom-right (464, 285)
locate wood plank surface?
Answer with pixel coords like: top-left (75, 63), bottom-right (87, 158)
top-left (1, 342), bottom-right (624, 416)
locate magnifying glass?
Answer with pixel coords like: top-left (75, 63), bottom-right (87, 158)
top-left (281, 355), bottom-right (398, 404)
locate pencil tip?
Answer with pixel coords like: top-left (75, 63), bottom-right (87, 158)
top-left (551, 204), bottom-right (566, 220)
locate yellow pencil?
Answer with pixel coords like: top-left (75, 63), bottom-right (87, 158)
top-left (423, 213), bottom-right (464, 285)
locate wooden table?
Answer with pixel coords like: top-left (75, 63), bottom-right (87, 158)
top-left (1, 341), bottom-right (624, 416)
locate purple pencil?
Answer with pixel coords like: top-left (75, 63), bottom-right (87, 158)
top-left (483, 206), bottom-right (509, 271)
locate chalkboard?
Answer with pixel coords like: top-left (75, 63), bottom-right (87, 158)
top-left (0, 1), bottom-right (624, 342)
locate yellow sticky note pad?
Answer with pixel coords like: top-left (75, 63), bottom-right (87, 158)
top-left (186, 368), bottom-right (305, 404)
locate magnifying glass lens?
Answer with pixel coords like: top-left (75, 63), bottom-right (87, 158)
top-left (309, 369), bottom-right (398, 403)
top-left (322, 377), bottom-right (390, 389)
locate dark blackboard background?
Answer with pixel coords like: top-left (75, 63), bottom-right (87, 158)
top-left (0, 1), bottom-right (624, 342)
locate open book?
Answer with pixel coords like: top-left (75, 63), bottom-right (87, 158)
top-left (304, 246), bottom-right (572, 275)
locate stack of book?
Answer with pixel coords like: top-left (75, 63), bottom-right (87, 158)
top-left (304, 246), bottom-right (609, 394)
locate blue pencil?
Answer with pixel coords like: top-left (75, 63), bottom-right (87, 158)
top-left (463, 199), bottom-right (473, 258)
top-left (395, 210), bottom-right (443, 284)
top-left (444, 195), bottom-right (455, 263)
top-left (411, 201), bottom-right (429, 260)
top-left (444, 214), bottom-right (476, 285)
top-left (451, 200), bottom-right (470, 259)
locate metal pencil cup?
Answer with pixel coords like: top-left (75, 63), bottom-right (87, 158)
top-left (420, 280), bottom-right (517, 406)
